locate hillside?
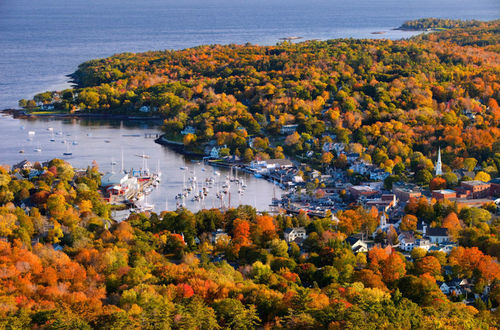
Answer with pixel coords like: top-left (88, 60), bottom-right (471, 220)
top-left (20, 19), bottom-right (500, 181)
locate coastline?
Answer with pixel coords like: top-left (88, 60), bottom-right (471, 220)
top-left (1, 108), bottom-right (163, 122)
top-left (154, 135), bottom-right (205, 157)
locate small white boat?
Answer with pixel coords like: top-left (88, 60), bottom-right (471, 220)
top-left (28, 131), bottom-right (35, 136)
top-left (34, 147), bottom-right (42, 152)
top-left (72, 141), bottom-right (78, 145)
top-left (63, 143), bottom-right (72, 156)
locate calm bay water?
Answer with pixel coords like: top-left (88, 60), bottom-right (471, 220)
top-left (0, 114), bottom-right (278, 213)
top-left (0, 0), bottom-right (498, 212)
top-left (0, 0), bottom-right (498, 109)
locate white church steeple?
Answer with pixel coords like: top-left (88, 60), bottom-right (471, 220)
top-left (435, 147), bottom-right (443, 176)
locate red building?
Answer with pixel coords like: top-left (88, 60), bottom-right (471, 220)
top-left (460, 180), bottom-right (490, 199)
top-left (490, 178), bottom-right (500, 197)
top-left (432, 189), bottom-right (457, 201)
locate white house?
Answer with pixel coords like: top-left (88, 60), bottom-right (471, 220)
top-left (284, 227), bottom-right (307, 243)
top-left (210, 147), bottom-right (221, 159)
top-left (211, 229), bottom-right (229, 244)
top-left (345, 235), bottom-right (368, 253)
top-left (437, 281), bottom-right (451, 295)
top-left (370, 169), bottom-right (390, 181)
top-left (414, 238), bottom-right (434, 251)
top-left (399, 232), bottom-right (416, 252)
top-left (426, 227), bottom-right (450, 244)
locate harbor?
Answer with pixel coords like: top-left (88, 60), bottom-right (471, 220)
top-left (0, 114), bottom-right (283, 216)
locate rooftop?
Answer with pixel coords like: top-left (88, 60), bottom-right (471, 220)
top-left (461, 180), bottom-right (490, 186)
top-left (432, 189), bottom-right (456, 194)
top-left (427, 227), bottom-right (449, 237)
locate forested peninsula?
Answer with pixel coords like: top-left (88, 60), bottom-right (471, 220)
top-left (19, 19), bottom-right (499, 175)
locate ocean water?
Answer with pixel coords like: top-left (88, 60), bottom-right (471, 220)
top-left (0, 0), bottom-right (499, 109)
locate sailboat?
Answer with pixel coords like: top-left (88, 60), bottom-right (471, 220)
top-left (33, 143), bottom-right (42, 152)
top-left (141, 195), bottom-right (154, 211)
top-left (63, 141), bottom-right (72, 156)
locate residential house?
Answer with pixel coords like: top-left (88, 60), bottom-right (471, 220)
top-left (426, 227), bottom-right (450, 244)
top-left (345, 235), bottom-right (368, 253)
top-left (399, 232), bottom-right (415, 252)
top-left (209, 147), bottom-right (221, 159)
top-left (414, 238), bottom-right (433, 251)
top-left (13, 160), bottom-right (33, 171)
top-left (370, 169), bottom-right (390, 181)
top-left (284, 227), bottom-right (307, 244)
top-left (448, 278), bottom-right (472, 296)
top-left (437, 281), bottom-right (451, 295)
top-left (211, 229), bottom-right (229, 244)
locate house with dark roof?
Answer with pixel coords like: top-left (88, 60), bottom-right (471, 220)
top-left (345, 235), bottom-right (368, 253)
top-left (426, 227), bottom-right (450, 244)
top-left (13, 160), bottom-right (33, 171)
top-left (284, 227), bottom-right (307, 244)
